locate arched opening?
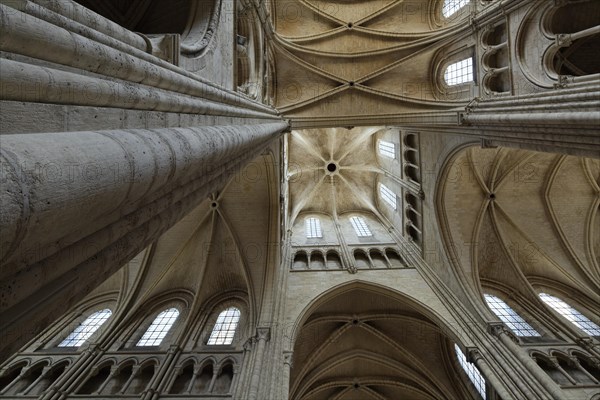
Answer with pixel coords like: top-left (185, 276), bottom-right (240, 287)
top-left (194, 363), bottom-right (214, 394)
top-left (353, 250), bottom-right (371, 269)
top-left (76, 363), bottom-right (112, 395)
top-left (385, 249), bottom-right (405, 267)
top-left (73, 0), bottom-right (193, 34)
top-left (326, 251), bottom-right (343, 269)
top-left (4, 361), bottom-right (47, 395)
top-left (213, 363), bottom-right (234, 394)
top-left (553, 34), bottom-right (600, 76)
top-left (310, 252), bottom-right (326, 270)
top-left (27, 361), bottom-right (69, 396)
top-left (107, 363), bottom-right (134, 394)
top-left (289, 284), bottom-right (467, 400)
top-left (369, 249), bottom-right (388, 269)
top-left (0, 362), bottom-right (26, 393)
top-left (169, 362), bottom-right (195, 394)
top-left (293, 252), bottom-right (309, 270)
top-left (125, 363), bottom-right (155, 394)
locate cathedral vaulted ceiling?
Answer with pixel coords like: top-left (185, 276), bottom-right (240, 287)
top-left (438, 146), bottom-right (600, 303)
top-left (287, 127), bottom-right (396, 226)
top-left (290, 285), bottom-right (470, 400)
top-left (271, 0), bottom-right (472, 126)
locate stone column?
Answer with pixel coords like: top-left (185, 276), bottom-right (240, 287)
top-left (0, 122), bottom-right (288, 360)
top-left (489, 323), bottom-right (565, 400)
top-left (247, 327), bottom-right (270, 400)
top-left (467, 348), bottom-right (514, 400)
top-left (281, 351), bottom-right (293, 398)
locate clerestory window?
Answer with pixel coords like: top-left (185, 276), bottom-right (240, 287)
top-left (539, 293), bottom-right (600, 336)
top-left (305, 217), bottom-right (322, 238)
top-left (350, 216), bottom-right (372, 237)
top-left (484, 294), bottom-right (541, 337)
top-left (380, 184), bottom-right (397, 210)
top-left (137, 308), bottom-right (180, 346)
top-left (444, 57), bottom-right (474, 86)
top-left (207, 307), bottom-right (241, 345)
top-left (455, 344), bottom-right (486, 399)
top-left (58, 309), bottom-right (112, 347)
top-left (442, 0), bottom-right (470, 18)
top-left (378, 140), bottom-right (396, 159)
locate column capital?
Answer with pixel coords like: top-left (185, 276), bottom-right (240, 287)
top-left (487, 322), bottom-right (520, 344)
top-left (283, 351), bottom-right (294, 367)
top-left (256, 327), bottom-right (271, 342)
top-left (466, 347), bottom-right (484, 364)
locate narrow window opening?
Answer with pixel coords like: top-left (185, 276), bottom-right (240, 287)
top-left (484, 294), bottom-right (541, 337)
top-left (539, 293), bottom-right (600, 336)
top-left (207, 307), bottom-right (241, 345)
top-left (137, 308), bottom-right (180, 346)
top-left (305, 217), bottom-right (323, 238)
top-left (444, 57), bottom-right (474, 86)
top-left (58, 309), bottom-right (112, 347)
top-left (350, 216), bottom-right (372, 237)
top-left (378, 140), bottom-right (396, 159)
top-left (379, 184), bottom-right (397, 210)
top-left (442, 0), bottom-right (470, 18)
top-left (455, 344), bottom-right (486, 399)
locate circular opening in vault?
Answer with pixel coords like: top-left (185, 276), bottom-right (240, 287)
top-left (327, 163), bottom-right (337, 173)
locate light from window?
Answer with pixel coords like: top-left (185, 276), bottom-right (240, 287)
top-left (137, 308), bottom-right (180, 346)
top-left (305, 217), bottom-right (322, 238)
top-left (484, 294), bottom-right (541, 337)
top-left (444, 57), bottom-right (474, 86)
top-left (207, 307), bottom-right (241, 345)
top-left (380, 184), bottom-right (397, 210)
top-left (59, 309), bottom-right (112, 347)
top-left (378, 140), bottom-right (396, 159)
top-left (539, 293), bottom-right (600, 336)
top-left (455, 344), bottom-right (486, 399)
top-left (442, 0), bottom-right (469, 18)
top-left (350, 216), bottom-right (372, 237)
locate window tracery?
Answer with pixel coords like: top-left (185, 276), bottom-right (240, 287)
top-left (207, 307), bottom-right (241, 345)
top-left (350, 216), bottom-right (372, 237)
top-left (378, 140), bottom-right (396, 159)
top-left (380, 184), bottom-right (397, 210)
top-left (444, 57), bottom-right (474, 86)
top-left (58, 309), bottom-right (112, 347)
top-left (539, 294), bottom-right (600, 336)
top-left (455, 344), bottom-right (486, 399)
top-left (484, 294), bottom-right (541, 337)
top-left (137, 308), bottom-right (180, 346)
top-left (305, 217), bottom-right (322, 238)
top-left (442, 0), bottom-right (470, 18)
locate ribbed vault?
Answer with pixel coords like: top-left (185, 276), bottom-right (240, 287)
top-left (271, 0), bottom-right (472, 126)
top-left (287, 127), bottom-right (398, 227)
top-left (438, 146), bottom-right (600, 304)
top-left (290, 285), bottom-right (470, 400)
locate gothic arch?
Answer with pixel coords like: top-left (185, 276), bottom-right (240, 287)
top-left (436, 144), bottom-right (600, 323)
top-left (287, 281), bottom-right (476, 400)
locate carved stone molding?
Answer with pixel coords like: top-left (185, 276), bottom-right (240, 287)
top-left (256, 327), bottom-right (271, 342)
top-left (487, 322), bottom-right (520, 344)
